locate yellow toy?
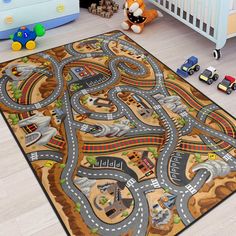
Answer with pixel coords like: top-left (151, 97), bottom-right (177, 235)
top-left (121, 0), bottom-right (163, 33)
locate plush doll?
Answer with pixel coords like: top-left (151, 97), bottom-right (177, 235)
top-left (121, 0), bottom-right (163, 33)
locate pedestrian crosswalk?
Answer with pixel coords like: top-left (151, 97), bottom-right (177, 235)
top-left (185, 184), bottom-right (197, 194)
top-left (30, 152), bottom-right (38, 161)
top-left (223, 153), bottom-right (232, 161)
top-left (81, 124), bottom-right (89, 132)
top-left (107, 114), bottom-right (113, 120)
top-left (155, 73), bottom-right (162, 77)
top-left (126, 178), bottom-right (136, 187)
top-left (153, 105), bottom-right (161, 110)
top-left (115, 87), bottom-right (121, 92)
top-left (81, 89), bottom-right (88, 95)
top-left (35, 103), bottom-right (42, 109)
top-left (151, 178), bottom-right (160, 188)
top-left (180, 111), bottom-right (188, 117)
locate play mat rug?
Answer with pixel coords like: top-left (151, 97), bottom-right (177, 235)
top-left (0, 30), bottom-right (236, 236)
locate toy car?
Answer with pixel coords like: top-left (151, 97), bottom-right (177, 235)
top-left (199, 67), bottom-right (219, 85)
top-left (217, 75), bottom-right (236, 95)
top-left (10, 24), bottom-right (46, 51)
top-left (176, 56), bottom-right (200, 78)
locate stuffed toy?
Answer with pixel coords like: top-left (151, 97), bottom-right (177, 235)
top-left (121, 0), bottom-right (163, 33)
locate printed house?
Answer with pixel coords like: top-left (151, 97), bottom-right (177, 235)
top-left (128, 151), bottom-right (154, 174)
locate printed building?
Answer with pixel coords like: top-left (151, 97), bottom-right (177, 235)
top-left (105, 199), bottom-right (133, 219)
top-left (128, 151), bottom-right (154, 174)
top-left (79, 40), bottom-right (99, 50)
top-left (71, 66), bottom-right (95, 80)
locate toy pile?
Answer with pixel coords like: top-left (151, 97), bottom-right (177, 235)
top-left (88, 0), bottom-right (119, 18)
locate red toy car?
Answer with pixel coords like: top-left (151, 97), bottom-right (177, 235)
top-left (217, 75), bottom-right (236, 95)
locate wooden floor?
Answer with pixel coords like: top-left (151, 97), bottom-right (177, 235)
top-left (0, 2), bottom-right (236, 235)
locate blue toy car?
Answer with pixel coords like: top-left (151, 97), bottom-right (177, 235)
top-left (177, 56), bottom-right (200, 78)
top-left (10, 24), bottom-right (46, 51)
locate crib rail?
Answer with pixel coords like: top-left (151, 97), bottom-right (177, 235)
top-left (149, 0), bottom-right (230, 48)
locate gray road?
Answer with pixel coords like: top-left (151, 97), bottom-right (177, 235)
top-left (27, 150), bottom-right (63, 163)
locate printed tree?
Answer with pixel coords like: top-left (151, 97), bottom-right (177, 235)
top-left (177, 117), bottom-right (187, 126)
top-left (167, 74), bottom-right (176, 80)
top-left (152, 112), bottom-right (159, 119)
top-left (173, 214), bottom-right (181, 224)
top-left (194, 153), bottom-right (203, 163)
top-left (147, 147), bottom-right (159, 159)
top-left (71, 84), bottom-right (81, 92)
top-left (99, 196), bottom-right (108, 205)
top-left (81, 95), bottom-right (90, 105)
top-left (121, 211), bottom-right (129, 217)
top-left (90, 228), bottom-right (99, 235)
top-left (59, 163), bottom-right (66, 169)
top-left (10, 84), bottom-right (22, 100)
top-left (85, 156), bottom-right (98, 166)
top-left (8, 114), bottom-right (19, 125)
top-left (75, 202), bottom-right (81, 212)
top-left (65, 73), bottom-right (72, 82)
top-left (55, 99), bottom-right (63, 109)
top-left (60, 178), bottom-right (66, 185)
top-left (21, 56), bottom-right (29, 63)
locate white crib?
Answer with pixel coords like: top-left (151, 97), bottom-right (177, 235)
top-left (149, 0), bottom-right (236, 59)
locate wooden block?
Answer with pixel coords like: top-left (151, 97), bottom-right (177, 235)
top-left (92, 9), bottom-right (97, 14)
top-left (107, 6), bottom-right (112, 11)
top-left (105, 12), bottom-right (112, 18)
top-left (100, 11), bottom-right (106, 17)
top-left (91, 3), bottom-right (97, 8)
top-left (97, 6), bottom-right (103, 11)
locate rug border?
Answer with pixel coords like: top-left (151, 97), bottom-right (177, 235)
top-left (0, 29), bottom-right (235, 236)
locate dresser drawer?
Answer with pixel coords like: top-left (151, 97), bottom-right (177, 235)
top-left (0, 0), bottom-right (79, 31)
top-left (0, 0), bottom-right (51, 11)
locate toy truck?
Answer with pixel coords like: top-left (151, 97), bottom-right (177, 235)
top-left (177, 56), bottom-right (200, 78)
top-left (199, 67), bottom-right (219, 85)
top-left (10, 24), bottom-right (46, 51)
top-left (217, 75), bottom-right (236, 95)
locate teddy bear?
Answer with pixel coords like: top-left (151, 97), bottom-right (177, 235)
top-left (121, 0), bottom-right (163, 34)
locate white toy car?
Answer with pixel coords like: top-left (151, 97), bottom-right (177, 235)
top-left (199, 66), bottom-right (219, 85)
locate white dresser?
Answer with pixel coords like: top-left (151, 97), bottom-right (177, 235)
top-left (0, 0), bottom-right (80, 39)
